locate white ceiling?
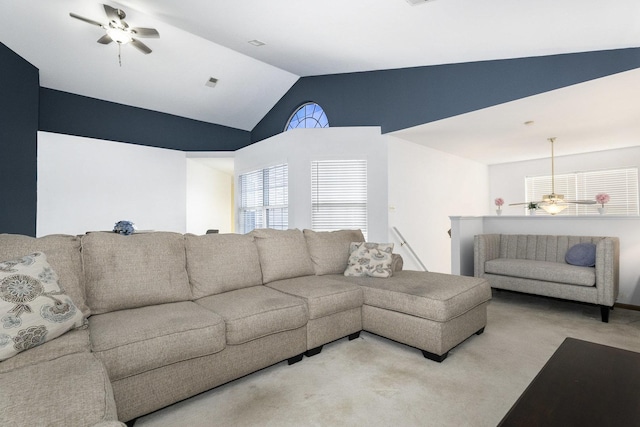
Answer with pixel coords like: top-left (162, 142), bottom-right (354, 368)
top-left (392, 67), bottom-right (640, 164)
top-left (1, 0), bottom-right (639, 163)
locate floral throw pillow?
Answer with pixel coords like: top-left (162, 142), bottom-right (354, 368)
top-left (0, 252), bottom-right (85, 361)
top-left (344, 242), bottom-right (394, 278)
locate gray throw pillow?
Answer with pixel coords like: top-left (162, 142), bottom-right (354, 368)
top-left (565, 243), bottom-right (596, 267)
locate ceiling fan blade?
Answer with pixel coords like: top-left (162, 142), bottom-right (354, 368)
top-left (509, 202), bottom-right (541, 206)
top-left (567, 200), bottom-right (598, 205)
top-left (97, 34), bottom-right (113, 44)
top-left (132, 27), bottom-right (160, 38)
top-left (69, 13), bottom-right (104, 27)
top-left (103, 4), bottom-right (122, 22)
top-left (131, 38), bottom-right (152, 54)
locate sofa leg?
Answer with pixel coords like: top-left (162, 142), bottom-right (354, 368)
top-left (475, 327), bottom-right (485, 335)
top-left (600, 305), bottom-right (611, 323)
top-left (287, 353), bottom-right (304, 365)
top-left (348, 331), bottom-right (361, 341)
top-left (422, 350), bottom-right (448, 363)
top-left (305, 346), bottom-right (323, 357)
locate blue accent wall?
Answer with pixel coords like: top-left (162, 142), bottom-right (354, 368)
top-left (3, 39), bottom-right (640, 236)
top-left (0, 43), bottom-right (39, 236)
top-left (39, 88), bottom-right (251, 151)
top-left (252, 48), bottom-right (640, 143)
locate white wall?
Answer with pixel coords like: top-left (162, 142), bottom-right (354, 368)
top-left (234, 127), bottom-right (389, 241)
top-left (37, 132), bottom-right (187, 236)
top-left (489, 146), bottom-right (640, 214)
top-left (235, 129), bottom-right (489, 274)
top-left (186, 159), bottom-right (233, 235)
top-left (388, 137), bottom-right (489, 273)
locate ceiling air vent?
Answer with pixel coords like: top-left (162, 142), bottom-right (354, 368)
top-left (406, 0), bottom-right (435, 5)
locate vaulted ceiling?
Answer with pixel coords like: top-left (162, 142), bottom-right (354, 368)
top-left (2, 0), bottom-right (639, 163)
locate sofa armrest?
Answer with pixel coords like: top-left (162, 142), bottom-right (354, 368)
top-left (474, 234), bottom-right (501, 278)
top-left (391, 253), bottom-right (403, 272)
top-left (595, 237), bottom-right (620, 306)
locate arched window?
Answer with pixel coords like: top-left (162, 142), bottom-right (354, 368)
top-left (285, 102), bottom-right (329, 131)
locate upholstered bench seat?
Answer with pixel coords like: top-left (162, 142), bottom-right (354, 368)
top-left (89, 301), bottom-right (226, 381)
top-left (475, 234), bottom-right (619, 322)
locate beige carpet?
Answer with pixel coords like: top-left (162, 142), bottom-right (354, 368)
top-left (136, 291), bottom-right (640, 427)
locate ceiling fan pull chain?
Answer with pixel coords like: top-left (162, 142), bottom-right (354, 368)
top-left (118, 43), bottom-right (122, 67)
top-left (549, 137), bottom-right (555, 194)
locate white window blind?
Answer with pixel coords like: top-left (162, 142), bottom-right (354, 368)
top-left (239, 164), bottom-right (288, 233)
top-left (311, 160), bottom-right (367, 238)
top-left (525, 167), bottom-right (639, 216)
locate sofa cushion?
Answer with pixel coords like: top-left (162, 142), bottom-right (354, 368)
top-left (0, 252), bottom-right (86, 362)
top-left (82, 232), bottom-right (191, 314)
top-left (0, 328), bottom-right (90, 375)
top-left (0, 353), bottom-right (119, 426)
top-left (484, 258), bottom-right (596, 287)
top-left (565, 243), bottom-right (597, 267)
top-left (336, 271), bottom-right (491, 323)
top-left (344, 242), bottom-right (394, 278)
top-left (303, 229), bottom-right (365, 275)
top-left (185, 233), bottom-right (263, 298)
top-left (0, 233), bottom-right (89, 317)
top-left (196, 286), bottom-right (308, 345)
top-left (267, 276), bottom-right (363, 320)
top-left (89, 301), bottom-right (226, 381)
top-left (251, 229), bottom-right (315, 283)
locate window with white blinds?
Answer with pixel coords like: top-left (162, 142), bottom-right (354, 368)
top-left (311, 160), bottom-right (367, 238)
top-left (239, 164), bottom-right (288, 233)
top-left (525, 167), bottom-right (639, 215)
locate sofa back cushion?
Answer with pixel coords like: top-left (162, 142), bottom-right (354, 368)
top-left (82, 232), bottom-right (191, 314)
top-left (185, 233), bottom-right (263, 298)
top-left (250, 229), bottom-right (315, 283)
top-left (303, 229), bottom-right (365, 275)
top-left (499, 235), bottom-right (604, 263)
top-left (0, 234), bottom-right (89, 317)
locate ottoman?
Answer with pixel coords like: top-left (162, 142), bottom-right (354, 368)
top-left (338, 270), bottom-right (491, 362)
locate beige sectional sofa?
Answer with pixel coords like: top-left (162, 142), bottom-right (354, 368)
top-left (474, 234), bottom-right (619, 322)
top-left (0, 229), bottom-right (491, 425)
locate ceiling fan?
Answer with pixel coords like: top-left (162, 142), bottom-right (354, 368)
top-left (509, 137), bottom-right (596, 215)
top-left (70, 4), bottom-right (159, 66)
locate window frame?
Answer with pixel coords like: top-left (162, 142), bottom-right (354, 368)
top-left (284, 102), bottom-right (329, 131)
top-left (311, 159), bottom-right (368, 238)
top-left (238, 163), bottom-right (288, 233)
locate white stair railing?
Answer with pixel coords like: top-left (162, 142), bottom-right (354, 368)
top-left (392, 226), bottom-right (428, 272)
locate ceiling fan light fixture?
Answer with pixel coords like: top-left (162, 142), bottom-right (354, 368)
top-left (541, 202), bottom-right (568, 215)
top-left (106, 27), bottom-right (132, 44)
top-left (405, 0), bottom-right (435, 5)
top-left (542, 193), bottom-right (564, 203)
